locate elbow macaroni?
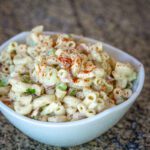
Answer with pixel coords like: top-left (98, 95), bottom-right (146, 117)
top-left (33, 95), bottom-right (55, 109)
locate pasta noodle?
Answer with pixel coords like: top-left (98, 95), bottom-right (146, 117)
top-left (33, 95), bottom-right (55, 109)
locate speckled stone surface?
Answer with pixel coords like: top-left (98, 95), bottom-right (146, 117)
top-left (0, 0), bottom-right (150, 149)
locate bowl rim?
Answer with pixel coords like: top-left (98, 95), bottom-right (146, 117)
top-left (0, 31), bottom-right (145, 127)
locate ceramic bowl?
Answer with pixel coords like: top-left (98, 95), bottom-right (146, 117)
top-left (0, 32), bottom-right (145, 147)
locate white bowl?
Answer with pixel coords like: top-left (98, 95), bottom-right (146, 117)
top-left (0, 32), bottom-right (145, 147)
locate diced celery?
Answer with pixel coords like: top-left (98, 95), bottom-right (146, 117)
top-left (47, 49), bottom-right (55, 55)
top-left (0, 80), bottom-right (6, 87)
top-left (25, 88), bottom-right (36, 95)
top-left (57, 83), bottom-right (67, 91)
top-left (69, 89), bottom-right (76, 96)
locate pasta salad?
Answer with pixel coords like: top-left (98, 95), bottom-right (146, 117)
top-left (0, 26), bottom-right (137, 122)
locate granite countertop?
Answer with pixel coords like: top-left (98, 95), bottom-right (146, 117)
top-left (0, 0), bottom-right (150, 149)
